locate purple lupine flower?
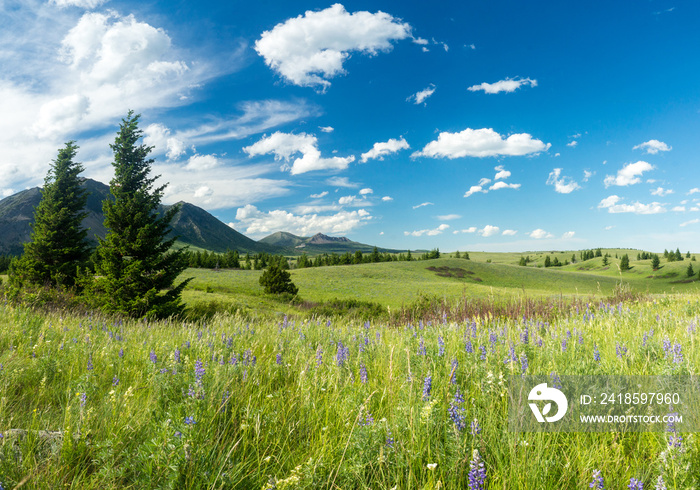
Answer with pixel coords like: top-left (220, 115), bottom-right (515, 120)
top-left (230, 353), bottom-right (239, 365)
top-left (470, 418), bottom-right (481, 436)
top-left (520, 353), bottom-right (529, 373)
top-left (615, 342), bottom-right (627, 358)
top-left (673, 343), bottom-right (683, 364)
top-left (194, 359), bottom-right (205, 384)
top-left (561, 339), bottom-right (567, 352)
top-left (316, 345), bottom-right (323, 366)
top-left (654, 475), bottom-right (667, 490)
top-left (276, 353), bottom-right (283, 365)
top-left (149, 350), bottom-right (157, 364)
top-left (184, 416), bottom-right (196, 425)
top-left (489, 332), bottom-right (498, 348)
top-left (119, 347), bottom-right (124, 358)
top-left (112, 375), bottom-right (119, 386)
top-left (448, 389), bottom-right (466, 431)
top-left (593, 344), bottom-right (601, 363)
top-left (467, 449), bottom-right (486, 490)
top-left (422, 374), bottom-right (432, 400)
top-left (465, 339), bottom-right (473, 354)
top-left (187, 384), bottom-right (196, 398)
top-left (662, 338), bottom-right (672, 358)
top-left (550, 372), bottom-right (562, 390)
top-left (450, 358), bottom-right (458, 384)
top-left (385, 429), bottom-right (394, 448)
top-left (358, 407), bottom-right (374, 426)
top-left (417, 337), bottom-right (426, 356)
top-left (504, 343), bottom-right (517, 364)
top-left (479, 346), bottom-right (487, 360)
top-left (438, 336), bottom-right (445, 357)
top-left (80, 392), bottom-right (87, 407)
top-left (160, 368), bottom-right (169, 374)
top-left (87, 354), bottom-right (93, 371)
top-left (628, 477), bottom-right (643, 490)
top-left (578, 331), bottom-right (584, 345)
top-left (359, 363), bottom-right (368, 384)
top-left (335, 342), bottom-right (349, 367)
top-left (589, 469), bottom-right (605, 489)
top-left (174, 348), bottom-right (181, 363)
top-left (521, 326), bottom-right (529, 345)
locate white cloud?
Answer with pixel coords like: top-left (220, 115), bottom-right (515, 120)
top-left (489, 181), bottom-right (521, 191)
top-left (680, 219), bottom-right (700, 227)
top-left (464, 185), bottom-right (487, 198)
top-left (404, 223), bottom-right (449, 237)
top-left (597, 195), bottom-right (666, 214)
top-left (467, 77), bottom-right (537, 94)
top-left (546, 168), bottom-right (581, 194)
top-left (672, 206), bottom-right (686, 212)
top-left (412, 128), bottom-right (550, 159)
top-left (583, 170), bottom-right (594, 182)
top-left (144, 123), bottom-right (187, 160)
top-left (310, 191), bottom-right (328, 198)
top-left (562, 231), bottom-right (575, 239)
top-left (436, 214), bottom-right (461, 220)
top-left (235, 203), bottom-right (372, 238)
top-left (32, 94), bottom-right (90, 139)
top-left (193, 185), bottom-right (212, 198)
top-left (463, 227), bottom-right (477, 233)
top-left (633, 139), bottom-right (671, 154)
top-left (407, 84), bottom-right (436, 105)
top-left (651, 187), bottom-right (674, 197)
top-left (327, 176), bottom-right (359, 188)
top-left (688, 188), bottom-right (700, 195)
top-left (529, 228), bottom-right (554, 239)
top-left (494, 165), bottom-right (511, 180)
top-left (478, 225), bottom-right (500, 237)
top-left (566, 140), bottom-right (578, 147)
top-left (360, 137), bottom-right (409, 162)
top-left (604, 161), bottom-right (654, 187)
top-left (254, 4), bottom-right (412, 90)
top-left (381, 196), bottom-right (393, 201)
top-left (243, 131), bottom-right (354, 175)
top-left (319, 126), bottom-right (334, 133)
top-left (49, 0), bottom-right (108, 7)
top-left (604, 226), bottom-right (614, 230)
top-left (338, 195), bottom-right (356, 205)
top-left (413, 202), bottom-right (434, 209)
top-left (359, 188), bottom-right (373, 195)
top-left (185, 153), bottom-right (221, 171)
top-left (2, 188), bottom-right (16, 198)
top-left (502, 229), bottom-right (518, 236)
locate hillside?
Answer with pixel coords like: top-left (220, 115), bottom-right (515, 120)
top-left (259, 231), bottom-right (403, 255)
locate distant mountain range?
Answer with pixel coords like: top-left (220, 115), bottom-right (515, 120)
top-left (0, 179), bottom-right (398, 257)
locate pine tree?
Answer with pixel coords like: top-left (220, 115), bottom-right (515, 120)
top-left (260, 262), bottom-right (298, 295)
top-left (544, 256), bottom-right (551, 267)
top-left (10, 142), bottom-right (90, 289)
top-left (686, 263), bottom-right (695, 278)
top-left (651, 254), bottom-right (660, 270)
top-left (619, 254), bottom-right (630, 271)
top-left (92, 111), bottom-right (190, 318)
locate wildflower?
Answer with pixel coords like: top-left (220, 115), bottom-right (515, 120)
top-left (335, 342), bottom-right (349, 367)
top-left (358, 406), bottom-right (374, 426)
top-left (385, 429), bottom-right (395, 448)
top-left (479, 346), bottom-right (487, 360)
top-left (448, 389), bottom-right (466, 431)
top-left (194, 359), bottom-right (205, 384)
top-left (427, 463), bottom-right (438, 470)
top-left (561, 339), bottom-right (567, 352)
top-left (315, 345), bottom-right (323, 366)
top-left (628, 477), bottom-right (643, 490)
top-left (589, 469), bottom-right (605, 489)
top-left (87, 354), bottom-right (93, 371)
top-left (359, 362), bottom-right (368, 384)
top-left (174, 431), bottom-right (182, 438)
top-left (465, 339), bottom-right (473, 354)
top-left (673, 343), bottom-right (683, 364)
top-left (521, 326), bottom-right (529, 345)
top-left (276, 353), bottom-right (283, 365)
top-left (450, 358), bottom-right (458, 384)
top-left (438, 336), bottom-right (445, 357)
top-left (119, 347), bottom-right (124, 358)
top-left (422, 374), bottom-right (432, 400)
top-left (112, 375), bottom-right (119, 386)
top-left (80, 392), bottom-right (87, 407)
top-left (150, 350), bottom-right (157, 364)
top-left (467, 449), bottom-right (486, 490)
top-left (662, 338), bottom-right (672, 358)
top-left (504, 343), bottom-right (517, 364)
top-left (654, 475), bottom-right (666, 490)
top-left (184, 416), bottom-right (196, 425)
top-left (471, 418), bottom-right (481, 436)
top-left (615, 342), bottom-right (627, 358)
top-left (593, 344), bottom-right (601, 363)
top-left (418, 337), bottom-right (426, 356)
top-left (520, 353), bottom-right (529, 373)
top-left (174, 348), bottom-right (180, 363)
top-left (550, 372), bottom-right (562, 390)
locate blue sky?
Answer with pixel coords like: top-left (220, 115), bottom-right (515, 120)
top-left (2, 0), bottom-right (699, 252)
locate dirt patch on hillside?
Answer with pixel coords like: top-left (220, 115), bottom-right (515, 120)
top-left (426, 266), bottom-right (481, 282)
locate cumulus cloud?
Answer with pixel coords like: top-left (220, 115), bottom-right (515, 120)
top-left (502, 229), bottom-right (518, 236)
top-left (465, 175), bottom-right (520, 197)
top-left (413, 202), bottom-right (434, 209)
top-left (185, 153), bottom-right (221, 171)
top-left (597, 195), bottom-right (666, 214)
top-left (672, 206), bottom-right (686, 212)
top-left (310, 191), bottom-right (328, 198)
top-left (689, 188), bottom-right (700, 195)
top-left (494, 165), bottom-right (511, 180)
top-left (566, 140), bottom-right (578, 147)
top-left (412, 128), bottom-right (550, 159)
top-left (436, 214), bottom-right (461, 220)
top-left (529, 228), bottom-right (554, 239)
top-left (49, 0), bottom-right (108, 9)
top-left (467, 77), bottom-right (537, 94)
top-left (338, 195), bottom-right (356, 205)
top-left (327, 176), bottom-right (359, 188)
top-left (633, 139), bottom-right (671, 154)
top-left (489, 181), bottom-right (520, 191)
top-left (234, 203), bottom-right (372, 237)
top-left (144, 123), bottom-right (187, 160)
top-left (381, 196), bottom-right (393, 201)
top-left (562, 231), bottom-right (575, 239)
top-left (546, 168), bottom-right (581, 194)
top-left (359, 188), bottom-right (373, 195)
top-left (319, 126), bottom-right (334, 133)
top-left (406, 84), bottom-right (436, 105)
top-left (360, 137), bottom-right (409, 162)
top-left (243, 131), bottom-right (354, 175)
top-left (680, 219), bottom-right (700, 227)
top-left (583, 170), bottom-right (594, 182)
top-left (478, 225), bottom-right (500, 237)
top-left (404, 223), bottom-right (449, 237)
top-left (651, 187), bottom-right (673, 197)
top-left (604, 161), bottom-right (654, 187)
top-left (254, 4), bottom-right (412, 90)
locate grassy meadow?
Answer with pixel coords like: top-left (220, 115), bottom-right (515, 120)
top-left (1, 252), bottom-right (700, 488)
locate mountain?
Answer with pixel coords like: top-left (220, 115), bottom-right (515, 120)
top-left (0, 179), bottom-right (282, 255)
top-left (259, 232), bottom-right (402, 255)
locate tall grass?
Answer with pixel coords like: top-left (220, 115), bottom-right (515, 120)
top-left (0, 295), bottom-right (698, 488)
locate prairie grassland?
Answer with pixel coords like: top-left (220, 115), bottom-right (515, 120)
top-left (0, 293), bottom-right (698, 489)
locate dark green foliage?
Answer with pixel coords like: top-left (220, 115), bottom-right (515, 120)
top-left (0, 254), bottom-right (14, 273)
top-left (619, 254), bottom-right (630, 271)
top-left (259, 262), bottom-right (298, 295)
top-left (420, 248), bottom-right (440, 260)
top-left (10, 142), bottom-right (90, 289)
top-left (651, 254), bottom-right (660, 270)
top-left (518, 256), bottom-right (527, 266)
top-left (602, 255), bottom-right (609, 266)
top-left (686, 263), bottom-right (695, 278)
top-left (675, 248), bottom-right (683, 261)
top-left (544, 256), bottom-right (551, 267)
top-left (595, 248), bottom-right (602, 257)
top-left (91, 112), bottom-right (190, 319)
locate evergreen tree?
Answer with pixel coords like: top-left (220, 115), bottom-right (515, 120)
top-left (686, 263), bottom-right (695, 278)
top-left (544, 256), bottom-right (551, 267)
top-left (602, 255), bottom-right (609, 266)
top-left (10, 142), bottom-right (90, 288)
top-left (619, 254), bottom-right (630, 271)
top-left (92, 112), bottom-right (190, 318)
top-left (651, 254), bottom-right (660, 270)
top-left (675, 248), bottom-right (683, 261)
top-left (260, 262), bottom-right (298, 295)
top-left (518, 256), bottom-right (527, 266)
